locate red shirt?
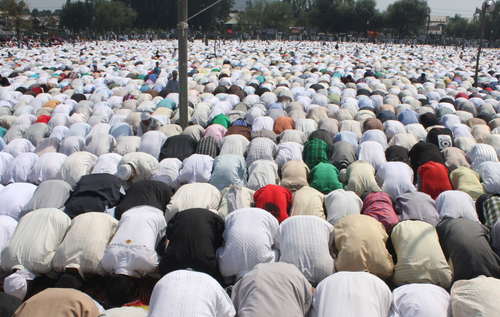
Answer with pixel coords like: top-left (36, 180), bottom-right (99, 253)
top-left (418, 161), bottom-right (453, 200)
top-left (254, 184), bottom-right (293, 223)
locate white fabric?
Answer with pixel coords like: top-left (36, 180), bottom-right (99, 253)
top-left (276, 216), bottom-right (335, 285)
top-left (219, 134), bottom-right (249, 157)
top-left (0, 152), bottom-right (14, 176)
top-left (451, 276), bottom-right (500, 317)
top-left (151, 158), bottom-right (182, 190)
top-left (99, 307), bottom-right (148, 317)
top-left (475, 161), bottom-right (500, 194)
top-left (217, 208), bottom-right (279, 279)
top-left (324, 189), bottom-right (363, 226)
top-left (274, 142), bottom-right (304, 169)
top-left (166, 183), bottom-right (221, 222)
top-left (217, 185), bottom-right (255, 219)
top-left (0, 183), bottom-right (37, 220)
top-left (102, 206), bottom-right (166, 278)
top-left (0, 208), bottom-right (71, 273)
top-left (3, 269), bottom-right (35, 300)
top-left (27, 152), bottom-right (67, 184)
top-left (376, 162), bottom-right (416, 200)
top-left (113, 136), bottom-right (141, 156)
top-left (2, 138), bottom-right (35, 157)
top-left (56, 151), bottom-right (97, 188)
top-left (436, 190), bottom-right (479, 222)
top-left (178, 154), bottom-right (214, 184)
top-left (357, 141), bottom-right (387, 171)
top-left (310, 271), bottom-right (392, 317)
top-left (92, 153), bottom-right (122, 175)
top-left (139, 131), bottom-right (166, 159)
top-left (388, 284), bottom-right (451, 317)
top-left (118, 152), bottom-right (158, 186)
top-left (246, 160), bottom-right (279, 191)
top-left (0, 215), bottom-right (17, 268)
top-left (467, 144), bottom-right (499, 170)
top-left (85, 133), bottom-right (116, 157)
top-left (148, 270), bottom-right (236, 317)
top-left (53, 212), bottom-right (119, 276)
top-left (1, 152), bottom-right (39, 184)
top-left (59, 136), bottom-right (86, 156)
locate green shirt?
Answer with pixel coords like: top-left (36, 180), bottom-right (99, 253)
top-left (309, 162), bottom-right (343, 194)
top-left (303, 138), bottom-right (329, 170)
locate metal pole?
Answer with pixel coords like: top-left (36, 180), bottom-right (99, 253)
top-left (474, 9), bottom-right (487, 88)
top-left (178, 0), bottom-right (189, 129)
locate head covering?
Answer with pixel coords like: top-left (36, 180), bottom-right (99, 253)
top-left (141, 112), bottom-right (151, 121)
top-left (117, 163), bottom-right (133, 181)
top-left (4, 269), bottom-right (35, 300)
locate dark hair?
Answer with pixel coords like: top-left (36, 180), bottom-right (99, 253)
top-left (105, 274), bottom-right (132, 306)
top-left (54, 273), bottom-right (80, 289)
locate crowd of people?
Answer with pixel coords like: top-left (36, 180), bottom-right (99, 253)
top-left (0, 39), bottom-right (499, 316)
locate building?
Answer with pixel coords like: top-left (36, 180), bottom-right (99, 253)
top-left (427, 15), bottom-right (450, 35)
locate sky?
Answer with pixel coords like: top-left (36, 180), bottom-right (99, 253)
top-left (27, 0), bottom-right (484, 18)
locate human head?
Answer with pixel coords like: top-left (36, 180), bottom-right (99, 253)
top-left (54, 273), bottom-right (81, 289)
top-left (3, 270), bottom-right (35, 301)
top-left (117, 163), bottom-right (136, 183)
top-left (105, 274), bottom-right (133, 306)
top-left (141, 112), bottom-right (152, 126)
top-left (172, 70), bottom-right (178, 80)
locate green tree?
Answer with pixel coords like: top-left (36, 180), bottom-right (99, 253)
top-left (352, 0), bottom-right (379, 33)
top-left (385, 0), bottom-right (430, 36)
top-left (310, 0), bottom-right (358, 34)
top-left (2, 0), bottom-right (31, 37)
top-left (238, 0), bottom-right (293, 33)
top-left (31, 9), bottom-right (52, 16)
top-left (262, 1), bottom-right (293, 31)
top-left (237, 0), bottom-right (267, 33)
top-left (60, 0), bottom-right (92, 33)
top-left (444, 14), bottom-right (468, 38)
top-left (95, 0), bottom-right (137, 32)
top-left (284, 0), bottom-right (311, 19)
top-left (116, 0), bottom-right (233, 33)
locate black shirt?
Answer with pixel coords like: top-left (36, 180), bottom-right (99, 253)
top-left (159, 208), bottom-right (225, 285)
top-left (436, 217), bottom-right (500, 281)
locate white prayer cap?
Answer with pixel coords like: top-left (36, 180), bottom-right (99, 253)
top-left (4, 269), bottom-right (35, 300)
top-left (141, 112), bottom-right (151, 121)
top-left (117, 164), bottom-right (133, 181)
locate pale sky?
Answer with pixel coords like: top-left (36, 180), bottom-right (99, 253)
top-left (27, 0), bottom-right (484, 18)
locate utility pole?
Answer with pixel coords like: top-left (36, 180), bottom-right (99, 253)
top-left (178, 0), bottom-right (188, 129)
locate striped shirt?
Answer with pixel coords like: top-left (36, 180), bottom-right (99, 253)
top-left (362, 192), bottom-right (399, 231)
top-left (148, 270), bottom-right (235, 317)
top-left (276, 215), bottom-right (335, 286)
top-left (245, 137), bottom-right (277, 167)
top-left (482, 196), bottom-right (500, 227)
top-left (196, 136), bottom-right (220, 158)
top-left (391, 220), bottom-right (452, 288)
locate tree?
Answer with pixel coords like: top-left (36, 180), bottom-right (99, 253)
top-left (385, 0), bottom-right (430, 36)
top-left (94, 0), bottom-right (137, 32)
top-left (31, 8), bottom-right (52, 17)
top-left (1, 0), bottom-right (31, 37)
top-left (352, 0), bottom-right (378, 33)
top-left (284, 0), bottom-right (311, 19)
top-left (310, 0), bottom-right (380, 35)
top-left (237, 0), bottom-right (267, 33)
top-left (238, 0), bottom-right (293, 33)
top-left (444, 14), bottom-right (468, 38)
top-left (116, 0), bottom-right (233, 32)
top-left (60, 0), bottom-right (92, 33)
top-left (262, 1), bottom-right (293, 31)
